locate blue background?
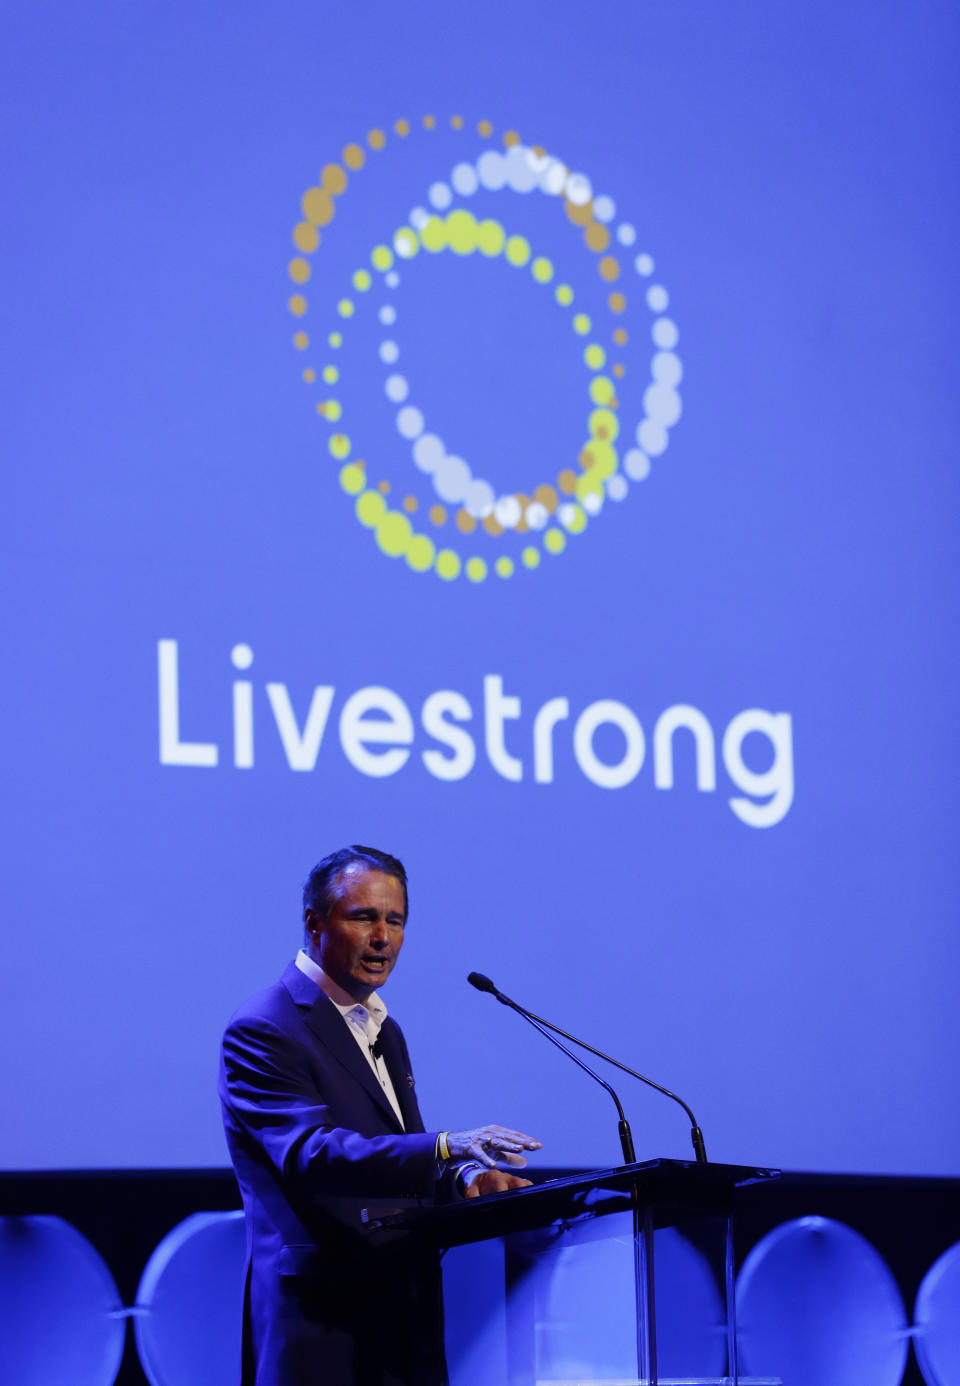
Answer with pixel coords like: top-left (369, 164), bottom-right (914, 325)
top-left (2, 0), bottom-right (958, 1174)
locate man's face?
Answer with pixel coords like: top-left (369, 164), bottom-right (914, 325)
top-left (304, 866), bottom-right (406, 1003)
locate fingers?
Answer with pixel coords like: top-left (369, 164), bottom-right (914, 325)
top-left (466, 1169), bottom-right (533, 1198)
top-left (446, 1124), bottom-right (542, 1166)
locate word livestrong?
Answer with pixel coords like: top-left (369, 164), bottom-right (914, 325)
top-left (157, 640), bottom-right (794, 828)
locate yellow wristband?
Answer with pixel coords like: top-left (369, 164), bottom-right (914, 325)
top-left (438, 1131), bottom-right (450, 1161)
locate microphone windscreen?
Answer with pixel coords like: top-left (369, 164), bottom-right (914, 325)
top-left (467, 971), bottom-right (497, 993)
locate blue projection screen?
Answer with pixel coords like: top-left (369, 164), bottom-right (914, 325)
top-left (2, 0), bottom-right (958, 1175)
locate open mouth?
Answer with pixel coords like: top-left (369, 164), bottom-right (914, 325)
top-left (361, 957), bottom-right (389, 971)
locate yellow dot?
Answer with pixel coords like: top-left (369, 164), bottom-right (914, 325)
top-left (289, 257), bottom-right (310, 284)
top-left (393, 228), bottom-right (420, 259)
top-left (446, 209), bottom-right (478, 254)
top-left (322, 365), bottom-right (339, 384)
top-left (599, 255), bottom-right (620, 282)
top-left (556, 284), bottom-right (574, 306)
top-left (585, 222), bottom-right (610, 253)
top-left (403, 495), bottom-right (418, 513)
top-left (376, 511), bottom-right (412, 557)
top-left (505, 235), bottom-right (531, 267)
top-left (356, 490), bottom-right (386, 527)
top-left (321, 400), bottom-right (342, 421)
top-left (395, 118), bottom-right (410, 136)
top-left (589, 408), bottom-right (619, 442)
top-left (532, 256), bottom-right (554, 283)
top-left (367, 128), bottom-right (386, 150)
top-left (420, 216), bottom-right (448, 253)
top-left (495, 557), bottom-right (514, 578)
top-left (580, 441), bottom-right (616, 480)
top-left (372, 245), bottom-right (394, 272)
top-left (558, 469), bottom-right (578, 494)
top-left (328, 331), bottom-right (342, 348)
top-left (450, 114), bottom-right (464, 130)
top-left (289, 294), bottom-right (307, 317)
top-left (293, 331), bottom-right (309, 349)
top-left (577, 473), bottom-right (605, 502)
top-left (406, 535), bottom-right (435, 572)
top-left (352, 269), bottom-right (372, 291)
top-left (589, 376), bottom-right (615, 406)
top-left (329, 432), bottom-right (350, 458)
top-left (436, 549), bottom-right (461, 580)
top-left (302, 187), bottom-right (334, 226)
top-left (322, 164), bottom-right (348, 196)
top-left (478, 120), bottom-right (493, 137)
top-left (573, 313), bottom-right (591, 336)
top-left (609, 291), bottom-right (627, 314)
top-left (343, 143), bottom-right (365, 170)
top-left (466, 557), bottom-right (488, 582)
top-left (584, 344), bottom-right (606, 370)
top-left (378, 480), bottom-right (390, 494)
top-left (561, 504), bottom-right (587, 535)
top-left (476, 219), bottom-right (505, 257)
top-left (429, 504), bottom-right (447, 526)
top-left (613, 327), bottom-right (628, 345)
top-left (337, 299), bottom-right (354, 318)
top-left (503, 130), bottom-right (521, 147)
top-left (456, 510), bottom-right (478, 535)
top-left (423, 114), bottom-right (436, 129)
top-left (544, 528), bottom-right (566, 555)
top-left (340, 464), bottom-right (365, 495)
top-left (522, 546), bottom-right (541, 569)
top-left (293, 222), bottom-right (319, 253)
top-left (302, 368), bottom-right (316, 383)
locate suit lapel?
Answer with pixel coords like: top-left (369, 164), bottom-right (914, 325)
top-left (281, 962), bottom-right (405, 1132)
top-left (379, 1018), bottom-right (424, 1134)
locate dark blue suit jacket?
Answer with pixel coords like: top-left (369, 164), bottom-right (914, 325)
top-left (219, 962), bottom-right (449, 1386)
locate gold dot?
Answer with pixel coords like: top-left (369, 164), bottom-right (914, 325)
top-left (293, 331), bottom-right (309, 349)
top-left (503, 129), bottom-right (521, 147)
top-left (532, 144), bottom-right (546, 157)
top-left (477, 119), bottom-right (493, 137)
top-left (302, 187), bottom-right (334, 226)
top-left (321, 164), bottom-right (348, 196)
top-left (403, 496), bottom-right (418, 513)
top-left (558, 469), bottom-right (578, 494)
top-left (316, 402), bottom-right (327, 415)
top-left (395, 118), bottom-right (410, 136)
top-left (457, 510), bottom-right (478, 534)
top-left (303, 368), bottom-right (316, 382)
top-left (355, 458), bottom-right (366, 471)
top-left (429, 504), bottom-right (447, 526)
top-left (564, 198), bottom-right (593, 227)
top-left (579, 446), bottom-right (594, 469)
top-left (613, 327), bottom-right (628, 345)
top-left (289, 294), bottom-right (307, 316)
top-left (423, 115), bottom-right (436, 129)
top-left (533, 484), bottom-right (558, 514)
top-left (450, 115), bottom-right (463, 129)
top-left (585, 221), bottom-right (610, 253)
top-left (599, 255), bottom-right (620, 282)
top-left (514, 495), bottom-right (531, 532)
top-left (608, 291), bottom-right (627, 314)
top-left (288, 257), bottom-right (310, 284)
top-left (613, 363), bottom-right (626, 379)
top-left (293, 222), bottom-right (319, 253)
top-left (342, 143), bottom-right (365, 170)
top-left (378, 480), bottom-right (390, 494)
top-left (367, 128), bottom-right (386, 150)
top-left (481, 512), bottom-right (503, 536)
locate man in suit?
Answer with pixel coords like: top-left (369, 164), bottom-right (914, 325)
top-left (219, 845), bottom-right (541, 1386)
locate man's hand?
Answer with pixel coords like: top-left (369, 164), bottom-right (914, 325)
top-left (463, 1168), bottom-right (532, 1198)
top-left (445, 1123), bottom-right (541, 1169)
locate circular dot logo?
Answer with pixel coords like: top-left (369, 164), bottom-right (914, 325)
top-left (288, 116), bottom-right (682, 583)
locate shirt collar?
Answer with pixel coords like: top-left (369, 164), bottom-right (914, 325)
top-left (295, 949), bottom-right (389, 1031)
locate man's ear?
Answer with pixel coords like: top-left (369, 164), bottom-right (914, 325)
top-left (304, 909), bottom-right (319, 938)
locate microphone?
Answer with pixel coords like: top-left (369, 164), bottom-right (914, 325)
top-left (468, 974), bottom-right (636, 1165)
top-left (467, 972), bottom-right (707, 1164)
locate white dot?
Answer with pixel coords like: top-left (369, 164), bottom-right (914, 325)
top-left (634, 253), bottom-right (654, 276)
top-left (504, 144), bottom-right (540, 192)
top-left (409, 207), bottom-right (429, 230)
top-left (397, 406), bottom-right (424, 439)
top-left (477, 150), bottom-right (507, 190)
top-left (379, 305), bottom-right (397, 326)
top-left (652, 351), bottom-right (682, 387)
top-left (558, 502), bottom-right (578, 528)
top-left (652, 317), bottom-right (679, 349)
top-left (464, 479), bottom-right (495, 518)
top-left (539, 157), bottom-right (568, 196)
top-left (582, 491), bottom-right (603, 516)
top-left (385, 271), bottom-right (399, 288)
top-left (451, 162), bottom-right (479, 196)
top-left (385, 374), bottom-right (408, 403)
top-left (413, 434), bottom-right (445, 473)
top-left (524, 502), bottom-right (549, 531)
top-left (565, 172), bottom-right (592, 206)
top-left (231, 643), bottom-right (254, 670)
top-left (617, 223), bottom-right (637, 246)
top-left (494, 495), bottom-right (522, 529)
top-left (647, 284), bottom-right (669, 313)
top-left (593, 195), bottom-right (616, 223)
top-left (379, 340), bottom-right (399, 364)
top-left (643, 383), bottom-right (682, 428)
top-left (394, 230), bottom-right (418, 260)
top-left (434, 454), bottom-right (471, 503)
top-left (637, 419), bottom-right (668, 456)
top-left (606, 475), bottom-right (628, 501)
top-left (624, 449), bottom-right (651, 481)
top-left (428, 182), bottom-right (452, 210)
